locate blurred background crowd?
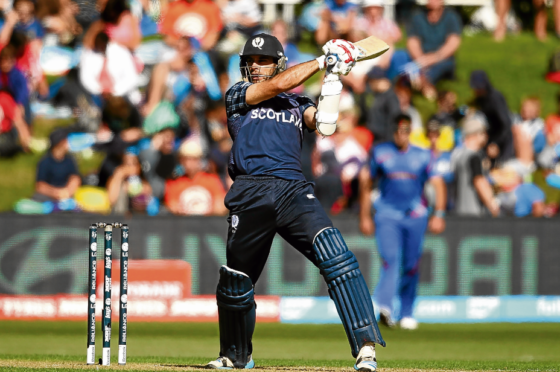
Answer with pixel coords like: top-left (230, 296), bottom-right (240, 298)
top-left (2, 0), bottom-right (560, 218)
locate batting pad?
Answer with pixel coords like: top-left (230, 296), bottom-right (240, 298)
top-left (314, 228), bottom-right (386, 356)
top-left (216, 266), bottom-right (256, 368)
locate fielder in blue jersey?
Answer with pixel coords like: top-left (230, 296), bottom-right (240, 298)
top-left (359, 114), bottom-right (446, 330)
top-left (206, 34), bottom-right (385, 371)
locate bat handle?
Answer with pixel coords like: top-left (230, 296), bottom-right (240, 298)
top-left (326, 55), bottom-right (338, 66)
top-left (325, 54), bottom-right (338, 73)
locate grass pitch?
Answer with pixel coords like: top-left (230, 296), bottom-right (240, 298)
top-left (0, 321), bottom-right (558, 372)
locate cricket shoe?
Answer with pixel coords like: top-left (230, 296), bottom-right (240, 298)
top-left (379, 308), bottom-right (396, 328)
top-left (354, 342), bottom-right (377, 372)
top-left (206, 355), bottom-right (255, 369)
top-left (400, 317), bottom-right (419, 330)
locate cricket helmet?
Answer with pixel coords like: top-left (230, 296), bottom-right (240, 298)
top-left (239, 33), bottom-right (288, 82)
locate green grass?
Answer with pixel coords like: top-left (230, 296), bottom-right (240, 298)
top-left (1, 32), bottom-right (560, 212)
top-left (0, 321), bottom-right (559, 371)
top-left (413, 32), bottom-right (560, 123)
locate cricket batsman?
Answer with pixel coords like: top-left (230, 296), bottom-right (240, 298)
top-left (206, 33), bottom-right (385, 370)
top-left (358, 114), bottom-right (447, 330)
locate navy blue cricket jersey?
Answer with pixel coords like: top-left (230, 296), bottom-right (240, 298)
top-left (225, 81), bottom-right (316, 181)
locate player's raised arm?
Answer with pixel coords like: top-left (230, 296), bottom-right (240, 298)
top-left (245, 60), bottom-right (320, 105)
top-left (241, 35), bottom-right (358, 106)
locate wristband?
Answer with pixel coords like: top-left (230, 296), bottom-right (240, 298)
top-left (316, 55), bottom-right (326, 71)
top-left (434, 210), bottom-right (445, 218)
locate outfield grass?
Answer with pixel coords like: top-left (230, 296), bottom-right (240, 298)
top-left (1, 32), bottom-right (559, 212)
top-left (0, 321), bottom-right (559, 371)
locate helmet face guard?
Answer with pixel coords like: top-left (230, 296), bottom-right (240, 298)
top-left (240, 55), bottom-right (287, 83)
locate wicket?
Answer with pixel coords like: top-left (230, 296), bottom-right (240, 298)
top-left (87, 222), bottom-right (129, 366)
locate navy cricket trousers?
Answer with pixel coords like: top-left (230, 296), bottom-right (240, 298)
top-left (224, 176), bottom-right (333, 284)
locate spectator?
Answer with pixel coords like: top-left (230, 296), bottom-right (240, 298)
top-left (164, 140), bottom-right (227, 215)
top-left (365, 67), bottom-right (400, 145)
top-left (432, 90), bottom-right (463, 130)
top-left (410, 110), bottom-right (456, 152)
top-left (406, 0), bottom-right (462, 99)
top-left (8, 30), bottom-right (49, 98)
top-left (427, 119), bottom-right (453, 184)
top-left (96, 94), bottom-right (144, 186)
top-left (313, 150), bottom-right (344, 213)
top-left (159, 0), bottom-right (223, 51)
top-left (83, 0), bottom-right (141, 51)
top-left (80, 31), bottom-right (141, 103)
top-left (36, 0), bottom-right (83, 45)
top-left (539, 97), bottom-right (560, 171)
top-left (34, 128), bottom-right (81, 201)
top-left (218, 0), bottom-right (262, 38)
top-left (428, 90), bottom-right (464, 148)
top-left (0, 45), bottom-right (29, 116)
top-left (206, 108), bottom-right (233, 188)
top-left (0, 89), bottom-right (30, 156)
top-left (395, 76), bottom-right (422, 131)
top-left (13, 0), bottom-right (46, 41)
top-left (470, 70), bottom-right (514, 165)
top-left (535, 113), bottom-right (560, 216)
top-left (315, 0), bottom-right (357, 45)
top-left (450, 116), bottom-right (499, 217)
top-left (0, 16), bottom-right (47, 102)
top-left (142, 36), bottom-right (197, 116)
top-left (139, 127), bottom-right (177, 200)
top-left (0, 11), bottom-right (19, 46)
top-left (425, 119), bottom-right (454, 211)
top-left (73, 0), bottom-right (100, 33)
top-left (107, 150), bottom-right (154, 214)
top-left (52, 68), bottom-right (101, 133)
top-left (270, 20), bottom-right (313, 94)
top-left (352, 0), bottom-right (401, 70)
top-left (492, 161), bottom-right (545, 217)
top-left (271, 20), bottom-right (311, 69)
top-left (512, 96), bottom-right (545, 166)
top-left (494, 0), bottom-right (560, 41)
top-left (342, 0), bottom-right (400, 93)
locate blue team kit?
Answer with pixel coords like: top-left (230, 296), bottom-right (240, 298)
top-left (369, 143), bottom-right (438, 319)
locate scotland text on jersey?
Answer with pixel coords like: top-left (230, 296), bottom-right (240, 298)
top-left (249, 108), bottom-right (302, 129)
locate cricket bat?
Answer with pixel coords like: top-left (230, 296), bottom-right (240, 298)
top-left (354, 35), bottom-right (391, 62)
top-left (316, 36), bottom-right (389, 136)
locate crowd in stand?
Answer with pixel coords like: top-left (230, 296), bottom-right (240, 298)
top-left (1, 0), bottom-right (560, 218)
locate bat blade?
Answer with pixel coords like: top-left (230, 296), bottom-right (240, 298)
top-left (354, 36), bottom-right (390, 62)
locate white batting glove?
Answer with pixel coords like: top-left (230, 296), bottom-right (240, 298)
top-left (322, 39), bottom-right (359, 75)
top-left (330, 56), bottom-right (355, 76)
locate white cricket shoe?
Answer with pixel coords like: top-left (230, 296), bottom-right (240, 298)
top-left (354, 342), bottom-right (377, 372)
top-left (400, 317), bottom-right (419, 330)
top-left (206, 355), bottom-right (254, 369)
top-left (379, 308), bottom-right (396, 328)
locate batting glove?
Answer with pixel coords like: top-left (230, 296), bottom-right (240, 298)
top-left (322, 39), bottom-right (359, 75)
